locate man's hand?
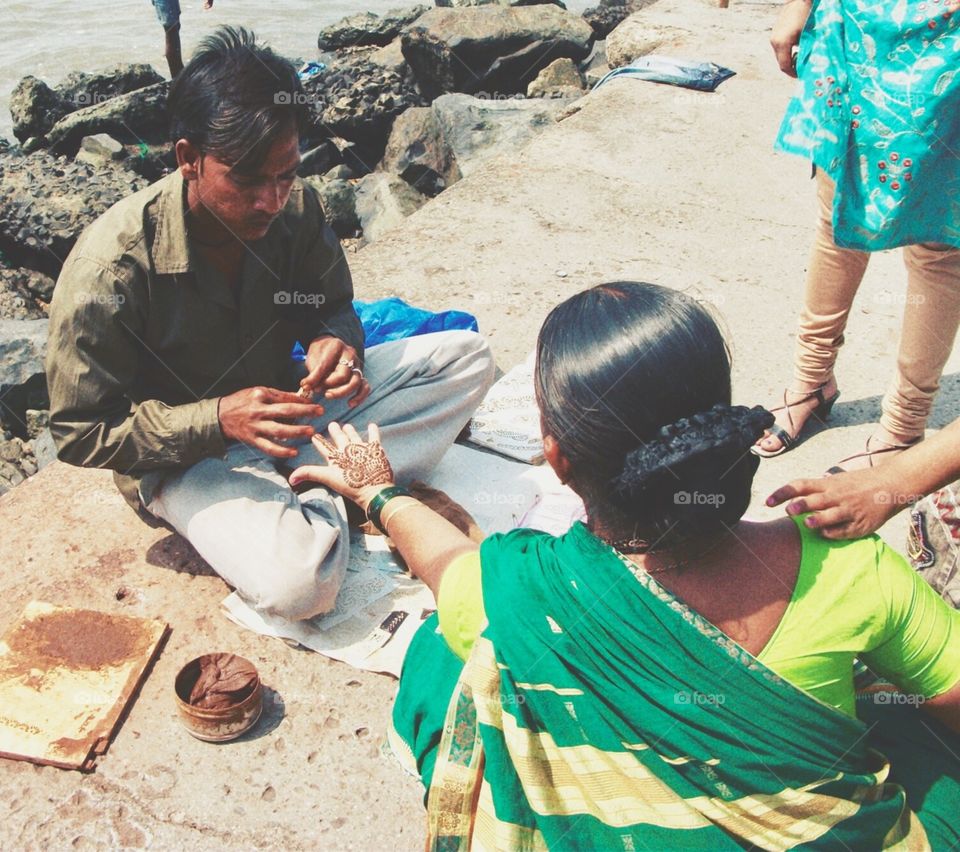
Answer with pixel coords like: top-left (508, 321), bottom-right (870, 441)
top-left (765, 466), bottom-right (906, 539)
top-left (771, 0), bottom-right (812, 78)
top-left (218, 387), bottom-right (323, 458)
top-left (300, 336), bottom-right (370, 408)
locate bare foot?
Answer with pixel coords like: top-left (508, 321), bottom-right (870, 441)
top-left (755, 378), bottom-right (839, 455)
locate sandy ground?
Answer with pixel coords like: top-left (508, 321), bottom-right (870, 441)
top-left (2, 0), bottom-right (957, 847)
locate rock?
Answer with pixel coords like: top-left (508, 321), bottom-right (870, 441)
top-left (0, 148), bottom-right (148, 277)
top-left (582, 4), bottom-right (630, 38)
top-left (9, 77), bottom-right (70, 143)
top-left (317, 6), bottom-right (428, 50)
top-left (436, 0), bottom-right (566, 6)
top-left (401, 6), bottom-right (594, 99)
top-left (25, 409), bottom-right (49, 440)
top-left (54, 63), bottom-right (164, 111)
top-left (380, 106), bottom-right (461, 196)
top-left (32, 427), bottom-right (58, 470)
top-left (606, 16), bottom-right (683, 67)
top-left (299, 140), bottom-right (342, 178)
top-left (46, 82), bottom-right (169, 157)
top-left (0, 436), bottom-right (25, 464)
top-left (21, 136), bottom-right (45, 154)
top-left (526, 57), bottom-right (585, 97)
top-left (0, 319), bottom-right (48, 391)
top-left (0, 458), bottom-right (25, 495)
top-left (325, 164), bottom-right (355, 181)
top-left (310, 178), bottom-right (361, 238)
top-left (354, 173), bottom-right (428, 242)
top-left (0, 272), bottom-right (47, 320)
top-left (431, 93), bottom-right (566, 177)
top-left (368, 39), bottom-right (408, 75)
top-left (301, 57), bottom-right (426, 158)
top-left (0, 319), bottom-right (49, 440)
top-left (75, 133), bottom-right (126, 166)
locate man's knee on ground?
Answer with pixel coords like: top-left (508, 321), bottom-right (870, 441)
top-left (249, 539), bottom-right (348, 621)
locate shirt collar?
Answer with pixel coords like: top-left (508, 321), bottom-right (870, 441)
top-left (151, 171), bottom-right (193, 275)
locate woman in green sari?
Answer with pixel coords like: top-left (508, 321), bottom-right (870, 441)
top-left (291, 282), bottom-right (960, 850)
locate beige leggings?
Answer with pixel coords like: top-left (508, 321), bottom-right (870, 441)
top-left (795, 171), bottom-right (960, 438)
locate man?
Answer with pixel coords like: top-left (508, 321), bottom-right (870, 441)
top-left (46, 26), bottom-right (494, 620)
top-left (150, 0), bottom-right (215, 78)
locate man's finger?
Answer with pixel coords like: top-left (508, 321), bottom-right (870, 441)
top-left (324, 371), bottom-right (362, 399)
top-left (254, 436), bottom-right (299, 458)
top-left (349, 379), bottom-right (372, 408)
top-left (266, 402), bottom-right (324, 421)
top-left (767, 479), bottom-right (814, 507)
top-left (260, 422), bottom-right (315, 441)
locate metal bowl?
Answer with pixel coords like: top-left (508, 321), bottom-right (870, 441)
top-left (174, 653), bottom-right (263, 742)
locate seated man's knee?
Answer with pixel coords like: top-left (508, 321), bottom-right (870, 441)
top-left (252, 536), bottom-right (348, 621)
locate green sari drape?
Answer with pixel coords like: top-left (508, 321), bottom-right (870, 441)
top-left (391, 522), bottom-right (959, 850)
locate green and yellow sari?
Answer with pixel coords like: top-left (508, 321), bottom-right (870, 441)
top-left (390, 523), bottom-right (959, 850)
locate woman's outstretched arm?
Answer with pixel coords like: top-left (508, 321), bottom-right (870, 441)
top-left (289, 422), bottom-right (478, 599)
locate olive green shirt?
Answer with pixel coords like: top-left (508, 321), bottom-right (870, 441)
top-left (46, 171), bottom-right (363, 508)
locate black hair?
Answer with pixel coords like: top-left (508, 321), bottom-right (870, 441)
top-left (167, 26), bottom-right (310, 172)
top-left (534, 281), bottom-right (772, 550)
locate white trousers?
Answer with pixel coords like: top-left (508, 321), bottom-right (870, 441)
top-left (143, 331), bottom-right (495, 620)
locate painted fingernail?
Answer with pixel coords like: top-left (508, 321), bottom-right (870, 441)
top-left (805, 516), bottom-right (818, 528)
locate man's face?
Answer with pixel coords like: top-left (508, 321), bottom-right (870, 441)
top-left (190, 127), bottom-right (301, 242)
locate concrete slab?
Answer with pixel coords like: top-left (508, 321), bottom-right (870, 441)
top-left (2, 0), bottom-right (957, 845)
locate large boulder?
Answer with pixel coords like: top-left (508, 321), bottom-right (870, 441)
top-left (9, 77), bottom-right (70, 143)
top-left (46, 82), bottom-right (169, 156)
top-left (0, 148), bottom-right (148, 277)
top-left (53, 63), bottom-right (164, 111)
top-left (354, 173), bottom-right (428, 242)
top-left (431, 93), bottom-right (566, 177)
top-left (301, 57), bottom-right (426, 160)
top-left (582, 4), bottom-right (630, 38)
top-left (401, 6), bottom-right (594, 99)
top-left (9, 64), bottom-right (165, 146)
top-left (380, 106), bottom-right (461, 196)
top-left (317, 6), bottom-right (428, 50)
top-left (606, 15), bottom-right (684, 67)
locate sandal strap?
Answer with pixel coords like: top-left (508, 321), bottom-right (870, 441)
top-left (765, 423), bottom-right (798, 452)
top-left (831, 435), bottom-right (922, 472)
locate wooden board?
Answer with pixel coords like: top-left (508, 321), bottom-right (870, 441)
top-left (0, 601), bottom-right (168, 771)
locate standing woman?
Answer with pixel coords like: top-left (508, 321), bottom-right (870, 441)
top-left (754, 0), bottom-right (960, 468)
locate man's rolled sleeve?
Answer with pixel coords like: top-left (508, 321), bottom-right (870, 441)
top-left (47, 255), bottom-right (226, 473)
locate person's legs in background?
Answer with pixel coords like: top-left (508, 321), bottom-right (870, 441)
top-left (879, 243), bottom-right (960, 444)
top-left (151, 0), bottom-right (183, 77)
top-left (756, 171), bottom-right (869, 454)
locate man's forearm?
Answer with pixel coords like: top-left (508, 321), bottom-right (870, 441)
top-left (50, 396), bottom-right (225, 473)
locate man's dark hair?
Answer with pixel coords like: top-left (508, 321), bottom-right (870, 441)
top-left (168, 26), bottom-right (310, 171)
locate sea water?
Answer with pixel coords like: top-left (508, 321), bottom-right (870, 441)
top-left (0, 0), bottom-right (589, 143)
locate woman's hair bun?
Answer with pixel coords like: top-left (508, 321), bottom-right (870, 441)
top-left (613, 404), bottom-right (774, 499)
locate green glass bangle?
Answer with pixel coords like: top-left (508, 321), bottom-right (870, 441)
top-left (366, 485), bottom-right (411, 535)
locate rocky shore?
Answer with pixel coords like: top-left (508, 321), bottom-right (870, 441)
top-left (0, 0), bottom-right (665, 495)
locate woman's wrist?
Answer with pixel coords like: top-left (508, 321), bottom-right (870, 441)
top-left (357, 483), bottom-right (396, 513)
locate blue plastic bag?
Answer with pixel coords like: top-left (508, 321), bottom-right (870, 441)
top-left (354, 297), bottom-right (479, 347)
top-left (593, 56), bottom-right (735, 93)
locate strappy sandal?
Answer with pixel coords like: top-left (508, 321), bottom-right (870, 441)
top-left (751, 382), bottom-right (841, 458)
top-left (826, 434), bottom-right (922, 475)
